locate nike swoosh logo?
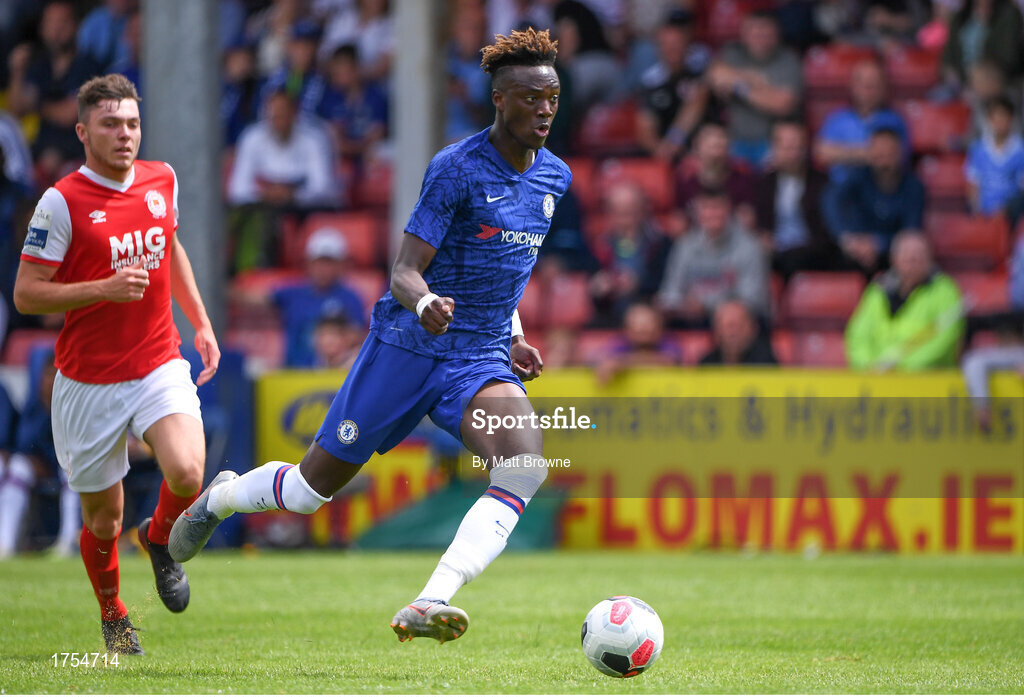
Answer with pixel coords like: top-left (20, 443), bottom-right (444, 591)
top-left (486, 194), bottom-right (505, 203)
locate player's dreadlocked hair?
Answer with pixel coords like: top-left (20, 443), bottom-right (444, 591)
top-left (479, 27), bottom-right (558, 77)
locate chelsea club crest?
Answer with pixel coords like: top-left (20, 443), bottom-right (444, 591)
top-left (337, 419), bottom-right (359, 444)
top-left (542, 193), bottom-right (555, 219)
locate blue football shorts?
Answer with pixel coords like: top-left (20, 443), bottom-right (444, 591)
top-left (314, 333), bottom-right (525, 464)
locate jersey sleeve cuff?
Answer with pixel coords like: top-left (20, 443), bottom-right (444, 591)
top-left (20, 253), bottom-right (61, 268)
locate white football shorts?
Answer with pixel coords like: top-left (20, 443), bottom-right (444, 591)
top-left (52, 358), bottom-right (203, 493)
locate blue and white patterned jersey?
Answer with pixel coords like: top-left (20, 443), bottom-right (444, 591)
top-left (370, 128), bottom-right (572, 361)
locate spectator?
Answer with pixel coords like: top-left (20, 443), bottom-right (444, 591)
top-left (76, 0), bottom-right (136, 72)
top-left (108, 11), bottom-right (141, 96)
top-left (535, 186), bottom-right (597, 274)
top-left (221, 39), bottom-right (264, 147)
top-left (227, 89), bottom-right (338, 208)
top-left (552, 0), bottom-right (621, 114)
top-left (446, 4), bottom-right (491, 142)
top-left (0, 354), bottom-right (80, 558)
top-left (6, 1), bottom-right (100, 179)
top-left (594, 302), bottom-right (682, 384)
top-left (658, 189), bottom-right (769, 325)
top-left (317, 44), bottom-right (388, 162)
top-left (676, 122), bottom-right (756, 229)
top-left (965, 96), bottom-right (1024, 221)
top-left (273, 227), bottom-right (367, 367)
top-left (963, 59), bottom-right (1017, 141)
top-left (261, 19), bottom-right (328, 117)
top-left (699, 300), bottom-right (778, 365)
top-left (636, 8), bottom-right (714, 161)
top-left (0, 108), bottom-right (34, 295)
top-left (962, 318), bottom-right (1024, 432)
top-left (312, 310), bottom-right (363, 370)
top-left (754, 120), bottom-right (836, 278)
top-left (824, 128), bottom-right (925, 274)
top-left (589, 179), bottom-right (672, 324)
top-left (814, 58), bottom-right (909, 186)
top-left (845, 231), bottom-right (964, 371)
top-left (1012, 233), bottom-right (1024, 310)
top-left (320, 0), bottom-right (393, 85)
top-left (246, 0), bottom-right (304, 77)
top-left (941, 0), bottom-right (1024, 87)
top-left (707, 9), bottom-right (802, 167)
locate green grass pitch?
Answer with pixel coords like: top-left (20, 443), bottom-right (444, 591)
top-left (2, 550), bottom-right (1023, 694)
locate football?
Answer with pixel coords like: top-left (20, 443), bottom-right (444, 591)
top-left (580, 595), bottom-right (664, 678)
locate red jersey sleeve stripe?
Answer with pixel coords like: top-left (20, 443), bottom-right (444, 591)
top-left (20, 253), bottom-right (61, 267)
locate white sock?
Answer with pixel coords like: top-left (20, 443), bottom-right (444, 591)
top-left (418, 454), bottom-right (546, 603)
top-left (0, 454), bottom-right (35, 557)
top-left (208, 461), bottom-right (331, 518)
top-left (56, 480), bottom-right (81, 549)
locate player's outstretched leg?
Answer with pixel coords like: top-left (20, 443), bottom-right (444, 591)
top-left (137, 516), bottom-right (189, 612)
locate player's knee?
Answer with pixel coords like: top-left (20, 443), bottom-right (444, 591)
top-left (166, 461), bottom-right (204, 496)
top-left (86, 515), bottom-right (121, 540)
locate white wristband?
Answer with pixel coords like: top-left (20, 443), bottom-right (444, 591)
top-left (511, 308), bottom-right (524, 338)
top-left (416, 292), bottom-right (440, 318)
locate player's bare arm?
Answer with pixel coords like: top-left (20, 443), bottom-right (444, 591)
top-left (13, 258), bottom-right (149, 314)
top-left (169, 236), bottom-right (220, 385)
top-left (390, 232), bottom-right (455, 336)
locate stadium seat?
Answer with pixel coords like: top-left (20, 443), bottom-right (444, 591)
top-left (885, 46), bottom-right (941, 100)
top-left (676, 330), bottom-right (713, 365)
top-left (1, 329), bottom-right (59, 366)
top-left (575, 101), bottom-right (641, 158)
top-left (545, 273), bottom-right (594, 329)
top-left (225, 328), bottom-right (285, 372)
top-left (897, 100), bottom-right (971, 154)
top-left (806, 98), bottom-right (847, 140)
top-left (918, 155), bottom-right (968, 212)
top-left (293, 211), bottom-right (385, 268)
top-left (952, 271), bottom-right (1010, 316)
top-left (804, 44), bottom-right (878, 99)
top-left (967, 330), bottom-right (1002, 351)
top-left (563, 156), bottom-right (597, 212)
top-left (597, 158), bottom-right (675, 213)
top-left (346, 268), bottom-right (388, 311)
top-left (354, 159), bottom-right (392, 209)
top-left (781, 272), bottom-right (866, 330)
top-left (704, 0), bottom-right (774, 47)
top-left (792, 330), bottom-right (848, 367)
top-left (925, 213), bottom-right (1009, 272)
top-left (517, 280), bottom-right (544, 332)
top-left (574, 329), bottom-right (621, 363)
top-left (228, 268), bottom-right (302, 330)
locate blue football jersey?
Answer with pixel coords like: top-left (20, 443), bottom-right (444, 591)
top-left (370, 128), bottom-right (572, 360)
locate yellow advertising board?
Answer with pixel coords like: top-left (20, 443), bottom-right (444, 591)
top-left (256, 368), bottom-right (1024, 553)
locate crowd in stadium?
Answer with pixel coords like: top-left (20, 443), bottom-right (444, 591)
top-left (1, 0), bottom-right (1024, 554)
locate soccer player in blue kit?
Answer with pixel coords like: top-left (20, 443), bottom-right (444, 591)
top-left (169, 28), bottom-right (570, 644)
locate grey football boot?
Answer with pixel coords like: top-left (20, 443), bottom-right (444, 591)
top-left (168, 470), bottom-right (238, 562)
top-left (391, 598), bottom-right (470, 643)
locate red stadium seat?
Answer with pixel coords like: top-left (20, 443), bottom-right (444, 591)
top-left (897, 100), bottom-right (970, 154)
top-left (354, 159), bottom-right (392, 209)
top-left (925, 213), bottom-right (1009, 271)
top-left (575, 101), bottom-right (641, 157)
top-left (675, 331), bottom-right (714, 365)
top-left (781, 272), bottom-right (866, 330)
top-left (225, 328), bottom-right (285, 371)
top-left (517, 280), bottom-right (544, 332)
top-left (967, 330), bottom-right (1002, 351)
top-left (885, 46), bottom-right (941, 100)
top-left (546, 273), bottom-right (594, 329)
top-left (345, 268), bottom-right (388, 311)
top-left (597, 158), bottom-right (675, 213)
top-left (918, 155), bottom-right (967, 212)
top-left (806, 98), bottom-right (847, 139)
top-left (804, 44), bottom-right (878, 99)
top-left (1, 329), bottom-right (59, 366)
top-left (952, 271), bottom-right (1010, 316)
top-left (704, 0), bottom-right (774, 47)
top-left (792, 330), bottom-right (848, 367)
top-left (293, 212), bottom-right (385, 268)
top-left (574, 329), bottom-right (621, 363)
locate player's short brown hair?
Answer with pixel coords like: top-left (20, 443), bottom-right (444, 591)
top-left (479, 27), bottom-right (558, 78)
top-left (77, 74), bottom-right (141, 123)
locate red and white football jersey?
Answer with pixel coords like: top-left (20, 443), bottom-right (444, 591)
top-left (21, 161), bottom-right (183, 384)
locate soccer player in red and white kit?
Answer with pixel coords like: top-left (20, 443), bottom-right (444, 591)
top-left (13, 74), bottom-right (219, 655)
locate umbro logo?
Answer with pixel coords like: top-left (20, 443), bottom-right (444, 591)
top-left (90, 210), bottom-right (107, 224)
top-left (486, 194), bottom-right (506, 203)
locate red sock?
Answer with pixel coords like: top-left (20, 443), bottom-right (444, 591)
top-left (80, 526), bottom-right (127, 622)
top-left (147, 480), bottom-right (198, 545)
